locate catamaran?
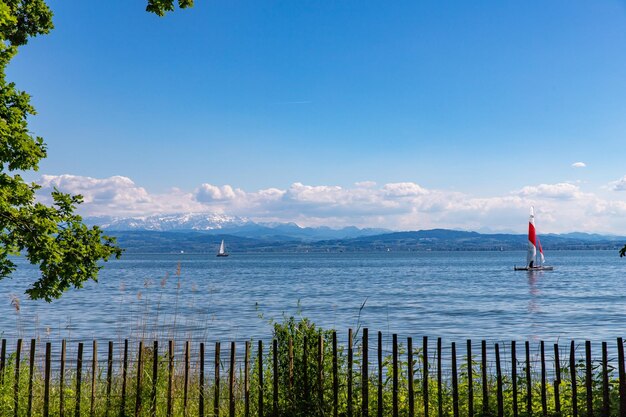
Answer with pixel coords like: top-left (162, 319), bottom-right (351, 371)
top-left (216, 239), bottom-right (229, 257)
top-left (514, 207), bottom-right (553, 271)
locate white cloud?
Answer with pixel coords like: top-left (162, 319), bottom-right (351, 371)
top-left (35, 174), bottom-right (626, 234)
top-left (383, 182), bottom-right (428, 197)
top-left (609, 176), bottom-right (626, 192)
top-left (37, 174), bottom-right (205, 217)
top-left (517, 183), bottom-right (583, 200)
top-left (39, 174), bottom-right (151, 207)
top-left (285, 182), bottom-right (344, 204)
top-left (196, 184), bottom-right (244, 202)
top-left (572, 162), bottom-right (586, 168)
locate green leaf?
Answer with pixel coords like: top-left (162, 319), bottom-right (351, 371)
top-left (0, 1), bottom-right (121, 301)
top-left (146, 0), bottom-right (193, 16)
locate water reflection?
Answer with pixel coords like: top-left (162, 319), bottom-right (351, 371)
top-left (527, 271), bottom-right (540, 312)
top-left (527, 270), bottom-right (545, 341)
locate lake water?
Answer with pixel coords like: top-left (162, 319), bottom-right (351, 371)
top-left (1, 250), bottom-right (625, 345)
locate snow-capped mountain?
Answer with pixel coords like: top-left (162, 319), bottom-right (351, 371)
top-left (84, 212), bottom-right (389, 241)
top-left (86, 213), bottom-right (250, 231)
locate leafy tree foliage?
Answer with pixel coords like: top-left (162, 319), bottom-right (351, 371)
top-left (146, 0), bottom-right (194, 16)
top-left (0, 0), bottom-right (122, 301)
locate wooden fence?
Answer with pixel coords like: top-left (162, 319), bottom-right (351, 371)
top-left (0, 331), bottom-right (625, 416)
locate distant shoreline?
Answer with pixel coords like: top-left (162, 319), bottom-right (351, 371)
top-left (107, 229), bottom-right (626, 254)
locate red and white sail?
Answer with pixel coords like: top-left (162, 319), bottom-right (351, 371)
top-left (537, 237), bottom-right (545, 266)
top-left (527, 206), bottom-right (537, 267)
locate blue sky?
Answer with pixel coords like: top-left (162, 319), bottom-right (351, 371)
top-left (11, 1), bottom-right (626, 232)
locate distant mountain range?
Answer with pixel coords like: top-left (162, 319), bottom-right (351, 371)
top-left (87, 213), bottom-right (626, 253)
top-left (87, 212), bottom-right (247, 232)
top-left (86, 213), bottom-right (389, 241)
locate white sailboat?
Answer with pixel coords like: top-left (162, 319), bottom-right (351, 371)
top-left (514, 207), bottom-right (553, 271)
top-left (216, 239), bottom-right (229, 257)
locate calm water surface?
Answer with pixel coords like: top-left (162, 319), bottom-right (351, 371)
top-left (1, 251), bottom-right (625, 344)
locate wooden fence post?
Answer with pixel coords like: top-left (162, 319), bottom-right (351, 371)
top-left (602, 341), bottom-right (609, 417)
top-left (362, 328), bottom-right (369, 417)
top-left (121, 339), bottom-right (128, 417)
top-left (438, 338), bottom-right (443, 417)
top-left (467, 339), bottom-right (473, 417)
top-left (91, 340), bottom-right (97, 417)
top-left (480, 340), bottom-right (489, 416)
top-left (619, 337), bottom-right (626, 417)
top-left (482, 340), bottom-right (488, 416)
top-left (586, 340), bottom-right (593, 417)
top-left (333, 331), bottom-right (338, 417)
top-left (424, 336), bottom-right (429, 417)
top-left (105, 341), bottom-right (112, 417)
top-left (152, 341), bottom-right (158, 417)
top-left (0, 338), bottom-right (5, 385)
top-left (135, 341), bottom-right (144, 417)
top-left (184, 341), bottom-right (189, 416)
top-left (525, 341), bottom-right (531, 416)
top-left (27, 338), bottom-right (35, 417)
top-left (215, 341), bottom-right (221, 417)
top-left (76, 342), bottom-right (84, 417)
top-left (393, 334), bottom-right (399, 417)
top-left (44, 342), bottom-right (51, 417)
top-left (258, 340), bottom-right (264, 417)
top-left (199, 342), bottom-right (205, 417)
top-left (571, 340), bottom-right (578, 417)
top-left (452, 342), bottom-right (459, 417)
top-left (13, 339), bottom-right (22, 417)
top-left (554, 343), bottom-right (561, 416)
top-left (378, 332), bottom-right (383, 417)
top-left (541, 341), bottom-right (547, 417)
top-left (104, 341), bottom-right (113, 417)
top-left (617, 337), bottom-right (626, 417)
top-left (230, 342), bottom-right (236, 417)
top-left (348, 329), bottom-right (353, 417)
top-left (408, 337), bottom-right (414, 417)
top-left (512, 341), bottom-right (518, 417)
top-left (167, 340), bottom-right (174, 417)
top-left (495, 343), bottom-right (503, 417)
top-left (245, 341), bottom-right (250, 417)
top-left (60, 339), bottom-right (66, 417)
